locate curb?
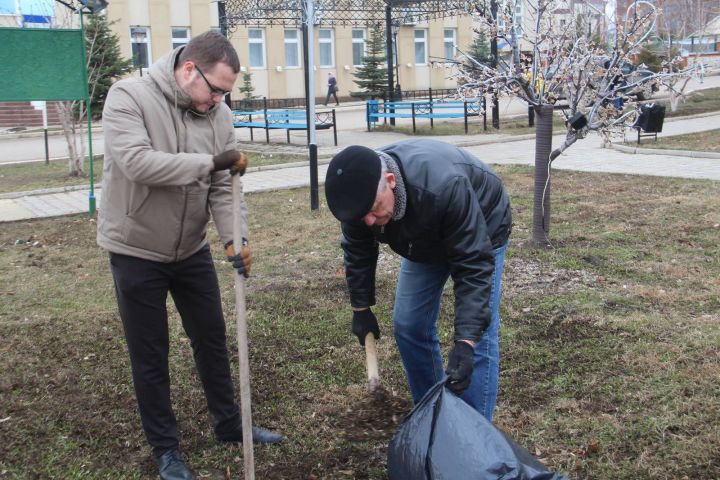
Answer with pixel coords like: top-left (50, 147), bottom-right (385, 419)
top-left (0, 126), bottom-right (104, 140)
top-left (0, 183), bottom-right (95, 200)
top-left (610, 143), bottom-right (720, 158)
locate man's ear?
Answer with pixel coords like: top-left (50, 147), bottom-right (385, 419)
top-left (386, 172), bottom-right (396, 189)
top-left (179, 60), bottom-right (195, 79)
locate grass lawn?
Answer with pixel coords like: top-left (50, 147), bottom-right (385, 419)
top-left (665, 87), bottom-right (720, 118)
top-left (626, 128), bottom-right (720, 152)
top-left (1, 166), bottom-right (718, 478)
top-left (0, 152), bottom-right (306, 195)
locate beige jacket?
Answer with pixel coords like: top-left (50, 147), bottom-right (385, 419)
top-left (97, 48), bottom-right (246, 262)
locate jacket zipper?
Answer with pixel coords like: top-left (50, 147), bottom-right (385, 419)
top-left (408, 242), bottom-right (413, 256)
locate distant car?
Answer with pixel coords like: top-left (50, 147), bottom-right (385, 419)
top-left (540, 57), bottom-right (659, 105)
top-left (602, 58), bottom-right (659, 101)
top-left (622, 64), bottom-right (659, 100)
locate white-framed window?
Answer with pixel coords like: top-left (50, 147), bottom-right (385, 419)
top-left (284, 28), bottom-right (301, 68)
top-left (414, 29), bottom-right (427, 65)
top-left (319, 28), bottom-right (334, 68)
top-left (171, 27), bottom-right (190, 50)
top-left (352, 29), bottom-right (366, 66)
top-left (248, 28), bottom-right (266, 69)
top-left (498, 0), bottom-right (524, 36)
top-left (443, 28), bottom-right (457, 60)
top-left (130, 26), bottom-right (152, 69)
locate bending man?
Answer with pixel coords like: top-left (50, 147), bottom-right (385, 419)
top-left (324, 139), bottom-right (512, 421)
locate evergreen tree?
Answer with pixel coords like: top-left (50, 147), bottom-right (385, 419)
top-left (85, 15), bottom-right (133, 116)
top-left (468, 32), bottom-right (491, 64)
top-left (353, 24), bottom-right (388, 98)
top-left (636, 45), bottom-right (662, 72)
top-left (238, 72), bottom-right (257, 100)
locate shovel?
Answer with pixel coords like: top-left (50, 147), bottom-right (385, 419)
top-left (232, 174), bottom-right (255, 480)
top-left (365, 333), bottom-right (381, 392)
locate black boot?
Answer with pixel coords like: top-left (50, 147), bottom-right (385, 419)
top-left (216, 425), bottom-right (283, 445)
top-left (156, 449), bottom-right (194, 480)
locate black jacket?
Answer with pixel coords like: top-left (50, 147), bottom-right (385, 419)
top-left (340, 139), bottom-right (512, 341)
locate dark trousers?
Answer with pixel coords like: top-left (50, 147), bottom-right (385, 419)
top-left (325, 87), bottom-right (339, 105)
top-left (109, 245), bottom-right (240, 455)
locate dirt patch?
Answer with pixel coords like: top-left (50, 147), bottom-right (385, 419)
top-left (330, 386), bottom-right (412, 443)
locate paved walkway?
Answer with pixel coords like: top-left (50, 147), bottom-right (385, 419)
top-left (1, 109), bottom-right (718, 223)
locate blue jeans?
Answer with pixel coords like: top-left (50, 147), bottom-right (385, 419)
top-left (392, 242), bottom-right (507, 421)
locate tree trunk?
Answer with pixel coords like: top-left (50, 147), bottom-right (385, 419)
top-left (55, 101), bottom-right (85, 176)
top-left (531, 104), bottom-right (553, 247)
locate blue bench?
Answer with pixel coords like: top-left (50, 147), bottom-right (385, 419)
top-left (233, 108), bottom-right (337, 145)
top-left (366, 99), bottom-right (486, 133)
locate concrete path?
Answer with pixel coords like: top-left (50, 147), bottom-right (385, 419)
top-left (1, 93), bottom-right (718, 223)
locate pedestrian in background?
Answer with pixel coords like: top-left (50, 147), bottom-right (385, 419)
top-left (98, 31), bottom-right (282, 480)
top-left (325, 72), bottom-right (339, 106)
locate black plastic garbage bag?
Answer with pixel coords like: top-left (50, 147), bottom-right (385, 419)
top-left (388, 381), bottom-right (568, 480)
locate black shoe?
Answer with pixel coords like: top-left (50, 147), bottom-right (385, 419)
top-left (156, 449), bottom-right (193, 480)
top-left (216, 426), bottom-right (283, 445)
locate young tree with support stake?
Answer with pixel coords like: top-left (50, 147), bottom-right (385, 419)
top-left (451, 0), bottom-right (704, 247)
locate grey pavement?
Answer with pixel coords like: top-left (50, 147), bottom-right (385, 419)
top-left (1, 96), bottom-right (719, 223)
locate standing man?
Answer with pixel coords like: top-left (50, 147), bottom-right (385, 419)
top-left (324, 72), bottom-right (339, 106)
top-left (324, 139), bottom-right (512, 421)
top-left (98, 31), bottom-right (282, 480)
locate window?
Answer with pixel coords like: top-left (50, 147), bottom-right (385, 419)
top-left (130, 27), bottom-right (151, 69)
top-left (497, 0), bottom-right (523, 36)
top-left (352, 29), bottom-right (366, 66)
top-left (284, 29), bottom-right (301, 68)
top-left (414, 29), bottom-right (427, 65)
top-left (248, 28), bottom-right (266, 69)
top-left (443, 28), bottom-right (456, 60)
top-left (171, 27), bottom-right (190, 50)
top-left (319, 28), bottom-right (334, 68)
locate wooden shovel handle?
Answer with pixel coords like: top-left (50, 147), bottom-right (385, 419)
top-left (365, 333), bottom-right (380, 391)
top-left (233, 175), bottom-right (255, 480)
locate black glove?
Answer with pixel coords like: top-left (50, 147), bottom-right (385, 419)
top-left (351, 309), bottom-right (380, 346)
top-left (445, 341), bottom-right (474, 395)
top-left (212, 150), bottom-right (248, 175)
top-left (225, 238), bottom-right (252, 277)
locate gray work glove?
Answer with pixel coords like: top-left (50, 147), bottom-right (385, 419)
top-left (445, 341), bottom-right (474, 395)
top-left (212, 150), bottom-right (248, 175)
top-left (351, 308), bottom-right (380, 346)
top-left (224, 238), bottom-right (252, 278)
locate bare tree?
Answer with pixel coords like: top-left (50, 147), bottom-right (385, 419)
top-left (53, 7), bottom-right (131, 177)
top-left (450, 0), bottom-right (704, 246)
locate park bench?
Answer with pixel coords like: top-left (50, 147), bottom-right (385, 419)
top-left (232, 108), bottom-right (337, 145)
top-left (366, 99), bottom-right (486, 134)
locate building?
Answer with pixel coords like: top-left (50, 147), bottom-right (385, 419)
top-left (104, 0), bottom-right (479, 100)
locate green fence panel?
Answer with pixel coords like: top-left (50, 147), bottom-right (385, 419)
top-left (0, 27), bottom-right (87, 101)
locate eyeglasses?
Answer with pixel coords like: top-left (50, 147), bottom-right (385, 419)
top-left (195, 65), bottom-right (231, 98)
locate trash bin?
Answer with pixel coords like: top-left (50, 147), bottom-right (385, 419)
top-left (633, 103), bottom-right (665, 144)
top-left (366, 99), bottom-right (380, 131)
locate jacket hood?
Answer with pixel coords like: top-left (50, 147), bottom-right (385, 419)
top-left (148, 47), bottom-right (195, 111)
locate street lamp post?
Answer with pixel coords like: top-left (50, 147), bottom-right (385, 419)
top-left (55, 0), bottom-right (107, 214)
top-left (391, 21), bottom-right (400, 100)
top-left (490, 0), bottom-right (500, 129)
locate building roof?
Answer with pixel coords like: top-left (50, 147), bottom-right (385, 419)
top-left (690, 15), bottom-right (720, 37)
